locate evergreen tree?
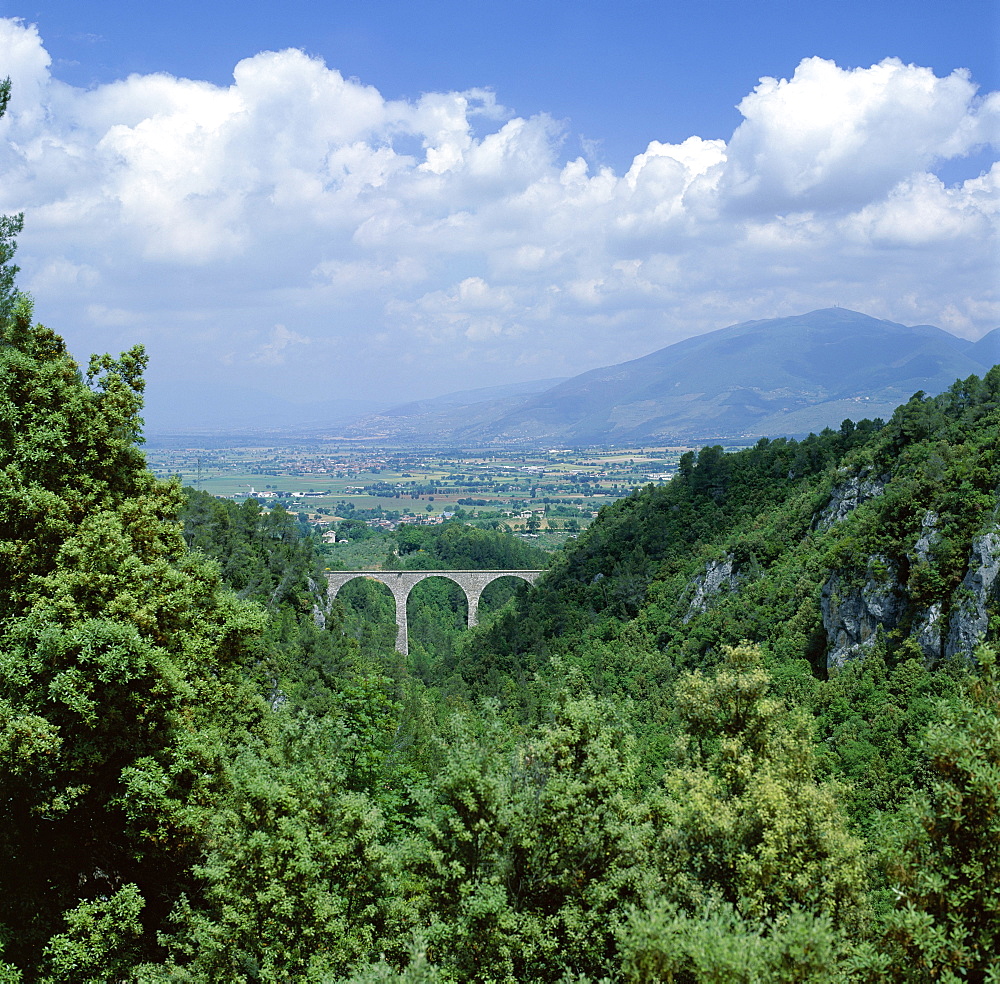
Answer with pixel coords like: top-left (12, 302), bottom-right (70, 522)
top-left (881, 644), bottom-right (1000, 983)
top-left (623, 644), bottom-right (872, 981)
top-left (0, 78), bottom-right (24, 326)
top-left (0, 300), bottom-right (268, 971)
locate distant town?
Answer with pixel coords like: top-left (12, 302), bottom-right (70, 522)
top-left (144, 443), bottom-right (696, 534)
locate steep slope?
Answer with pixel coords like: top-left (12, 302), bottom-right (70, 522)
top-left (463, 365), bottom-right (1000, 687)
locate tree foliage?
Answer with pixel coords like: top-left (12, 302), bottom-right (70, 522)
top-left (0, 297), bottom-right (268, 969)
top-left (0, 78), bottom-right (23, 326)
top-left (880, 644), bottom-right (1000, 983)
top-left (1, 141), bottom-right (999, 977)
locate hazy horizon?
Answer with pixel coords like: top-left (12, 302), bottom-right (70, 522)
top-left (0, 1), bottom-right (997, 433)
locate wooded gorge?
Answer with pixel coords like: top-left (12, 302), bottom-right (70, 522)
top-left (2, 293), bottom-right (998, 982)
top-left (1, 131), bottom-right (998, 982)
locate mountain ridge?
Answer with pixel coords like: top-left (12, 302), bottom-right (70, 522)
top-left (341, 308), bottom-right (998, 445)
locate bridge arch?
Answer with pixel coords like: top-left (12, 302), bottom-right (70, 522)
top-left (325, 569), bottom-right (543, 655)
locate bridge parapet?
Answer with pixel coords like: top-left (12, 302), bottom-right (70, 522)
top-left (325, 569), bottom-right (543, 654)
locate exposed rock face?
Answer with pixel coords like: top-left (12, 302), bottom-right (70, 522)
top-left (308, 576), bottom-right (328, 629)
top-left (823, 523), bottom-right (999, 669)
top-left (945, 529), bottom-right (1000, 658)
top-left (912, 511), bottom-right (940, 565)
top-left (910, 512), bottom-right (944, 661)
top-left (913, 602), bottom-right (944, 662)
top-left (821, 556), bottom-right (906, 668)
top-left (815, 470), bottom-right (886, 530)
top-left (312, 603), bottom-right (326, 630)
top-left (684, 555), bottom-right (742, 622)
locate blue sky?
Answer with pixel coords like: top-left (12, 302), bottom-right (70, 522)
top-left (18, 0), bottom-right (999, 172)
top-left (0, 0), bottom-right (997, 432)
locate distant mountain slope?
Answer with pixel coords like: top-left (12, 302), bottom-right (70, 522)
top-left (343, 308), bottom-right (993, 445)
top-left (475, 308), bottom-right (988, 443)
top-left (379, 377), bottom-right (570, 414)
top-left (341, 377), bottom-right (569, 441)
top-left (969, 326), bottom-right (1000, 369)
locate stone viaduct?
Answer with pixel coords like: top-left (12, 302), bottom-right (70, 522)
top-left (325, 569), bottom-right (543, 655)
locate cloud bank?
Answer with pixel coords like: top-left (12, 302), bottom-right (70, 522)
top-left (0, 18), bottom-right (997, 419)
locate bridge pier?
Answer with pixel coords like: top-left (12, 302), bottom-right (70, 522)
top-left (325, 569), bottom-right (543, 655)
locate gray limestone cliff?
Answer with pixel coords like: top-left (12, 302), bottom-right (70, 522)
top-left (821, 556), bottom-right (906, 668)
top-left (308, 576), bottom-right (329, 629)
top-left (945, 528), bottom-right (1000, 658)
top-left (822, 520), bottom-right (1000, 669)
top-left (815, 469), bottom-right (886, 531)
top-left (912, 510), bottom-right (940, 565)
top-left (913, 602), bottom-right (945, 661)
top-left (909, 511), bottom-right (943, 661)
top-left (684, 555), bottom-right (742, 623)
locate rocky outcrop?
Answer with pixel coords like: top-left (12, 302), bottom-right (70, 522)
top-left (815, 470), bottom-right (885, 530)
top-left (821, 556), bottom-right (906, 668)
top-left (909, 512), bottom-right (944, 661)
top-left (684, 555), bottom-right (742, 622)
top-left (945, 528), bottom-right (1000, 658)
top-left (823, 523), bottom-right (999, 669)
top-left (913, 602), bottom-right (944, 662)
top-left (308, 576), bottom-right (328, 629)
top-left (912, 511), bottom-right (940, 565)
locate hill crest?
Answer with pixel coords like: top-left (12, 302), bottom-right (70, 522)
top-left (342, 308), bottom-right (997, 445)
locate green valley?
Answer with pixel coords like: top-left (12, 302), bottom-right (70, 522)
top-left (3, 290), bottom-right (998, 980)
top-left (144, 443), bottom-right (694, 532)
top-left (1, 102), bottom-right (998, 980)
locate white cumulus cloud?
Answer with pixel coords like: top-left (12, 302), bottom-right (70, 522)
top-left (0, 17), bottom-right (997, 421)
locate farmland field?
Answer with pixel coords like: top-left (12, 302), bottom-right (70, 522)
top-left (143, 443), bottom-right (696, 528)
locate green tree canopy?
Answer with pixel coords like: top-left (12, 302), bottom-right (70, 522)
top-left (0, 77), bottom-right (24, 326)
top-left (881, 644), bottom-right (1000, 982)
top-left (0, 303), bottom-right (269, 972)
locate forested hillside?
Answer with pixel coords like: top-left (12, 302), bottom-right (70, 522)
top-left (467, 376), bottom-right (999, 682)
top-left (1, 157), bottom-right (998, 979)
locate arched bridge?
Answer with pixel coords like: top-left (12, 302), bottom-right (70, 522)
top-left (325, 569), bottom-right (544, 655)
